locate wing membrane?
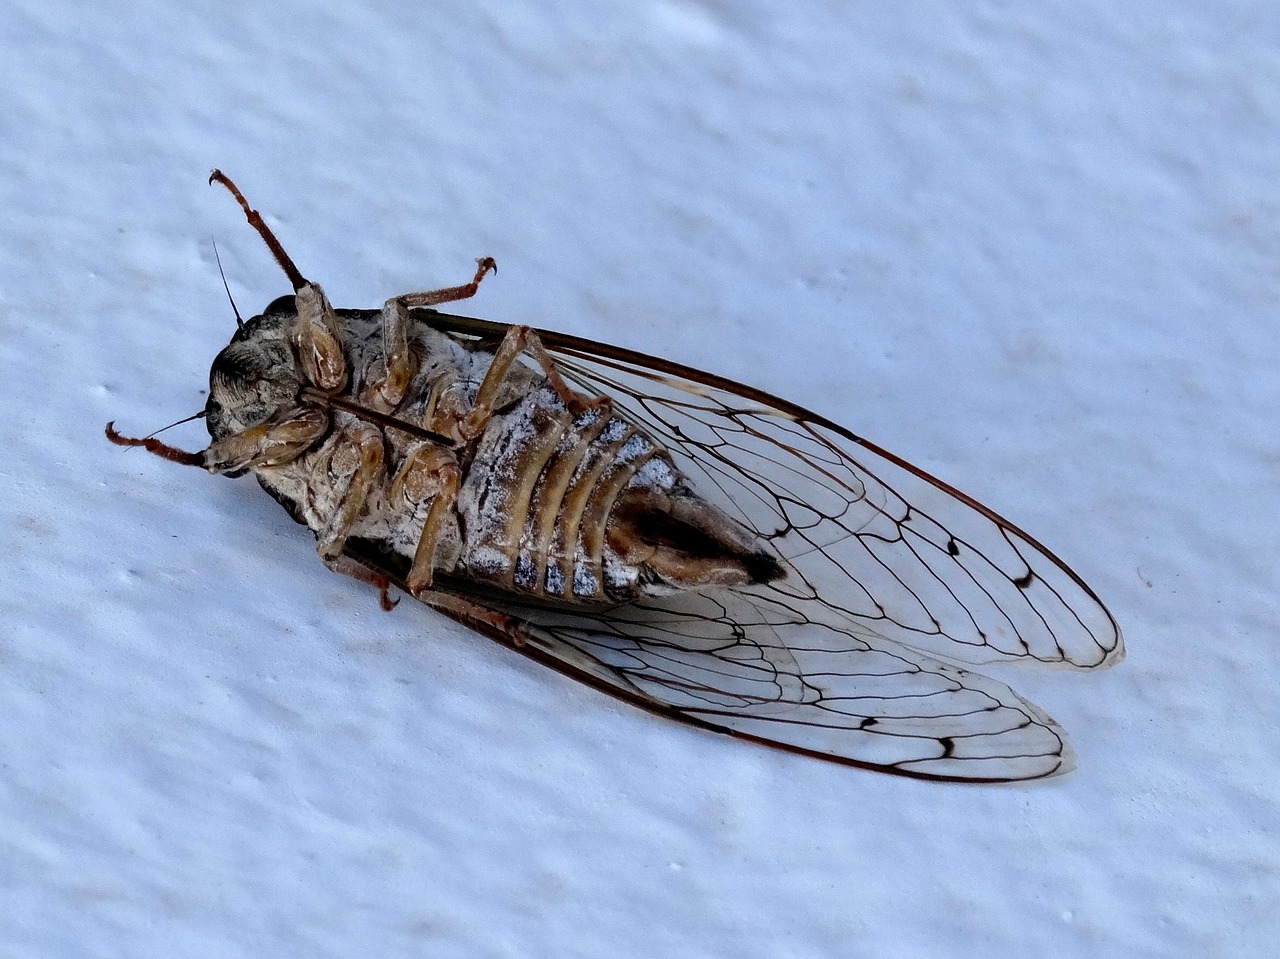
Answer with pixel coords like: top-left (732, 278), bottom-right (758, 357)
top-left (396, 311), bottom-right (1123, 781)
top-left (514, 590), bottom-right (1074, 781)
top-left (386, 581), bottom-right (1074, 783)
top-left (534, 333), bottom-right (1122, 670)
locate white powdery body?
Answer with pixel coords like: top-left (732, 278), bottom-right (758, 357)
top-left (572, 564), bottom-right (600, 598)
top-left (336, 315), bottom-right (690, 602)
top-left (626, 456), bottom-right (676, 492)
top-left (249, 306), bottom-right (764, 607)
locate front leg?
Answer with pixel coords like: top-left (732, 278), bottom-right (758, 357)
top-left (208, 171), bottom-right (348, 395)
top-left (106, 407), bottom-right (329, 474)
top-left (293, 282), bottom-right (348, 393)
top-left (203, 406), bottom-right (330, 474)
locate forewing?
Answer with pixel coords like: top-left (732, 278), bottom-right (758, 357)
top-left (410, 312), bottom-right (1122, 781)
top-left (531, 327), bottom-right (1123, 671)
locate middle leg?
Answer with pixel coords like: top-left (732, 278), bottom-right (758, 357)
top-left (315, 419), bottom-right (386, 561)
top-left (389, 443), bottom-right (463, 596)
top-left (376, 258), bottom-right (498, 409)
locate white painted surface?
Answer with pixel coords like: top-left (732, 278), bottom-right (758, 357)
top-left (2, 1), bottom-right (1276, 956)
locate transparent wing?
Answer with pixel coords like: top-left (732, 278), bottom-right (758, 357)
top-left (472, 588), bottom-right (1076, 782)
top-left (398, 312), bottom-right (1123, 782)
top-left (536, 326), bottom-right (1123, 671)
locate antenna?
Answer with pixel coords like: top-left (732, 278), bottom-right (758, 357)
top-left (210, 237), bottom-right (243, 328)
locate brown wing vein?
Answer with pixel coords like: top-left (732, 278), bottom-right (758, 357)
top-left (392, 311), bottom-right (1121, 781)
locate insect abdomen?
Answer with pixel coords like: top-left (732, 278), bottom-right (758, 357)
top-left (455, 385), bottom-right (782, 602)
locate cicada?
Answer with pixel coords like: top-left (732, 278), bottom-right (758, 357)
top-left (107, 172), bottom-right (1123, 783)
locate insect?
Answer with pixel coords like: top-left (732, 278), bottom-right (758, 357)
top-left (107, 172), bottom-right (1123, 783)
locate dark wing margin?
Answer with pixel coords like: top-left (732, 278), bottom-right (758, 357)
top-left (397, 310), bottom-right (1122, 782)
top-left (503, 591), bottom-right (1078, 782)
top-left (427, 310), bottom-right (1122, 670)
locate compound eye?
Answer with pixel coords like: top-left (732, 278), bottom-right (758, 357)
top-left (207, 338), bottom-right (298, 435)
top-left (211, 340), bottom-right (273, 394)
top-left (264, 294), bottom-right (297, 316)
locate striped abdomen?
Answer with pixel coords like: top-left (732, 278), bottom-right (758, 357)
top-left (454, 384), bottom-right (782, 604)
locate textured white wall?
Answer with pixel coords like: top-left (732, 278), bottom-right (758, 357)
top-left (2, 2), bottom-right (1277, 956)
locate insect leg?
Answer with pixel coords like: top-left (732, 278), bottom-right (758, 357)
top-left (209, 170), bottom-right (308, 290)
top-left (203, 407), bottom-right (330, 474)
top-left (105, 422), bottom-right (205, 466)
top-left (393, 257), bottom-right (498, 309)
top-left (326, 546), bottom-right (523, 641)
top-left (387, 444), bottom-right (462, 596)
top-left (412, 588), bottom-right (526, 646)
top-left (107, 404), bottom-right (329, 474)
top-left (323, 554), bottom-right (398, 611)
top-left (375, 299), bottom-right (418, 409)
top-left (375, 259), bottom-right (499, 408)
top-left (208, 171), bottom-right (347, 393)
top-left (292, 282), bottom-right (348, 393)
top-left (316, 419), bottom-right (385, 560)
top-left (451, 326), bottom-right (606, 441)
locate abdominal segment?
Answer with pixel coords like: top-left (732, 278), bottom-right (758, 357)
top-left (452, 384), bottom-right (784, 604)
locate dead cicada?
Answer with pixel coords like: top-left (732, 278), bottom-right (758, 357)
top-left (107, 172), bottom-right (1123, 783)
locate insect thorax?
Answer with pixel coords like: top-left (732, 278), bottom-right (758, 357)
top-left (212, 302), bottom-right (783, 606)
